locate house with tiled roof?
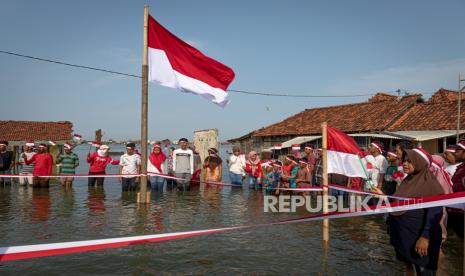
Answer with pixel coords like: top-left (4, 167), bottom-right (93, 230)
top-left (0, 120), bottom-right (73, 146)
top-left (0, 120), bottom-right (74, 174)
top-left (229, 89), bottom-right (464, 154)
top-left (386, 89), bottom-right (465, 153)
top-left (229, 93), bottom-right (422, 152)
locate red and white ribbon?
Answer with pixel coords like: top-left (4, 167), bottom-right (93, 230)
top-left (271, 187), bottom-right (323, 192)
top-left (1, 191), bottom-right (464, 262)
top-left (328, 184), bottom-right (414, 200)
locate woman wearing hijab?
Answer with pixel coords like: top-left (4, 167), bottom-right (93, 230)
top-left (431, 155), bottom-right (453, 194)
top-left (203, 148), bottom-right (223, 184)
top-left (148, 144), bottom-right (167, 192)
top-left (388, 149), bottom-right (444, 275)
top-left (245, 151), bottom-right (262, 189)
top-left (431, 154), bottom-right (453, 243)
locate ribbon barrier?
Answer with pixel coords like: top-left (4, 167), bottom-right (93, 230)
top-left (328, 184), bottom-right (414, 201)
top-left (271, 187), bottom-right (323, 192)
top-left (1, 191), bottom-right (465, 262)
top-left (0, 172), bottom-right (413, 200)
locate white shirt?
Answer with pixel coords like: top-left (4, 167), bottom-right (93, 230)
top-left (370, 154), bottom-right (388, 187)
top-left (120, 154), bottom-right (141, 178)
top-left (172, 148), bottom-right (194, 174)
top-left (446, 163), bottom-right (461, 177)
top-left (228, 154), bottom-right (246, 175)
top-left (147, 159), bottom-right (165, 174)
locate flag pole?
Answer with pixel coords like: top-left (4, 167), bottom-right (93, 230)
top-left (138, 4), bottom-right (150, 204)
top-left (321, 122), bottom-right (329, 244)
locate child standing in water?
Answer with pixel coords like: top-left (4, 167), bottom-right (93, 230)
top-left (262, 164), bottom-right (275, 194)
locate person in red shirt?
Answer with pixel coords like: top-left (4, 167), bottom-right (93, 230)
top-left (245, 151), bottom-right (262, 189)
top-left (24, 143), bottom-right (53, 188)
top-left (87, 145), bottom-right (119, 187)
top-left (281, 155), bottom-right (295, 189)
top-left (448, 140), bottom-right (465, 238)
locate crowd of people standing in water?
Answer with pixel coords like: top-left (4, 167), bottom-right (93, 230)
top-left (1, 136), bottom-right (465, 274)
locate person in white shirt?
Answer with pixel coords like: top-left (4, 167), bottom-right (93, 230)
top-left (227, 146), bottom-right (245, 185)
top-left (444, 147), bottom-right (460, 177)
top-left (367, 141), bottom-right (388, 190)
top-left (18, 142), bottom-right (36, 186)
top-left (119, 143), bottom-right (141, 191)
top-left (173, 138), bottom-right (194, 191)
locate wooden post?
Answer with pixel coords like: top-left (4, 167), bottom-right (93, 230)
top-left (138, 5), bottom-right (150, 204)
top-left (322, 122), bottom-right (329, 244)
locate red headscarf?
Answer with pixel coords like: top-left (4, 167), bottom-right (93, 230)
top-left (149, 146), bottom-right (166, 173)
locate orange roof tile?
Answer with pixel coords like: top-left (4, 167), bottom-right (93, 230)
top-left (0, 120), bottom-right (73, 142)
top-left (253, 94), bottom-right (421, 137)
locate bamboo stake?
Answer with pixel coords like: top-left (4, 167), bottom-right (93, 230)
top-left (138, 5), bottom-right (150, 204)
top-left (322, 122), bottom-right (329, 243)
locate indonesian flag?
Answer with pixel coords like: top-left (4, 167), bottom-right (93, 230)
top-left (327, 126), bottom-right (366, 178)
top-left (73, 134), bottom-right (82, 141)
top-left (88, 141), bottom-right (102, 148)
top-left (148, 15), bottom-right (235, 107)
top-left (273, 144), bottom-right (283, 150)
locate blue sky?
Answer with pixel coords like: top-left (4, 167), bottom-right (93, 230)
top-left (1, 0), bottom-right (464, 141)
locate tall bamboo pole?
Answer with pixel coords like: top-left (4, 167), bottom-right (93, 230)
top-left (138, 5), bottom-right (149, 204)
top-left (322, 122), bottom-right (329, 243)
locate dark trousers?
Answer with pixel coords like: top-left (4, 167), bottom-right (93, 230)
top-left (447, 210), bottom-right (464, 238)
top-left (33, 177), bottom-right (49, 188)
top-left (122, 177), bottom-right (137, 191)
top-left (88, 171), bottom-right (105, 186)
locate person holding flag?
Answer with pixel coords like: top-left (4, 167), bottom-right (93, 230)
top-left (367, 141), bottom-right (388, 190)
top-left (87, 145), bottom-right (119, 187)
top-left (18, 141), bottom-right (36, 186)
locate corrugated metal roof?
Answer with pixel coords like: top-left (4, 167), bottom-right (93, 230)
top-left (349, 133), bottom-right (401, 139)
top-left (280, 136), bottom-right (321, 148)
top-left (389, 130), bottom-right (465, 141)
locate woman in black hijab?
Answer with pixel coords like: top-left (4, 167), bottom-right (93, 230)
top-left (388, 149), bottom-right (444, 276)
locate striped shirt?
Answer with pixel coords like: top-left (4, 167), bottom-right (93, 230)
top-left (19, 152), bottom-right (36, 174)
top-left (58, 152), bottom-right (79, 174)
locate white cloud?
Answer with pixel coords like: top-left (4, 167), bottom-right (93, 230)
top-left (327, 58), bottom-right (465, 97)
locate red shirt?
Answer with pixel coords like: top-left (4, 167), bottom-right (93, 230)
top-left (25, 152), bottom-right (53, 176)
top-left (245, 161), bottom-right (262, 178)
top-left (282, 164), bottom-right (294, 182)
top-left (451, 163), bottom-right (465, 193)
top-left (87, 152), bottom-right (119, 173)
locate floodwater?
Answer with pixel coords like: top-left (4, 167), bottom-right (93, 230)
top-left (0, 144), bottom-right (462, 275)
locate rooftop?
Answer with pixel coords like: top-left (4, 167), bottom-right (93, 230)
top-left (252, 93), bottom-right (422, 137)
top-left (0, 120), bottom-right (73, 143)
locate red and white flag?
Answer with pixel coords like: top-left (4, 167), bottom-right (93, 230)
top-left (327, 126), bottom-right (366, 178)
top-left (147, 15), bottom-right (235, 107)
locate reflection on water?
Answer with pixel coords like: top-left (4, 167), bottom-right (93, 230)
top-left (0, 145), bottom-right (461, 275)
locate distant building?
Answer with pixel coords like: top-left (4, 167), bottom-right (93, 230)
top-left (194, 129), bottom-right (219, 162)
top-left (0, 120), bottom-right (73, 146)
top-left (0, 120), bottom-right (74, 174)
